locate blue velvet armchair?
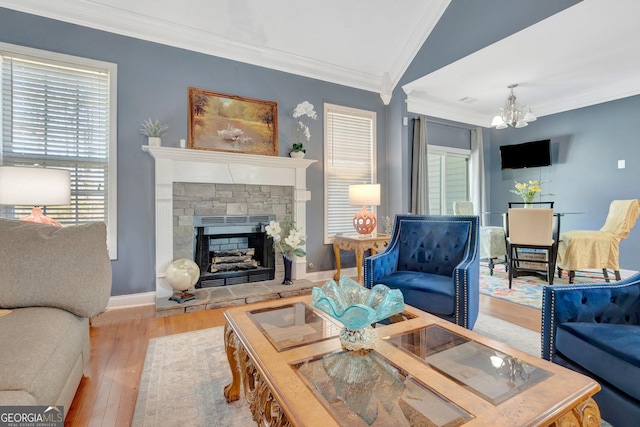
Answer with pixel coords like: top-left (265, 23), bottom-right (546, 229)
top-left (363, 215), bottom-right (480, 329)
top-left (541, 274), bottom-right (640, 427)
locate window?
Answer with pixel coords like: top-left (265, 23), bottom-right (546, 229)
top-left (324, 103), bottom-right (376, 243)
top-left (0, 43), bottom-right (117, 258)
top-left (428, 146), bottom-right (469, 215)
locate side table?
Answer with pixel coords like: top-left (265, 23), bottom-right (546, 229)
top-left (333, 233), bottom-right (390, 284)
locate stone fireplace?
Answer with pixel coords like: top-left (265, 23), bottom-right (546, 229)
top-left (143, 146), bottom-right (315, 300)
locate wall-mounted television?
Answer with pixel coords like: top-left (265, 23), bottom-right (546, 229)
top-left (499, 139), bottom-right (551, 170)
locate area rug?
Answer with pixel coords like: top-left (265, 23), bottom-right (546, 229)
top-left (132, 314), bottom-right (539, 427)
top-left (131, 327), bottom-right (253, 427)
top-left (479, 263), bottom-right (634, 310)
top-left (132, 317), bottom-right (614, 427)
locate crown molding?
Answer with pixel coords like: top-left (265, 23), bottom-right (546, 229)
top-left (534, 83), bottom-right (640, 117)
top-left (386, 0), bottom-right (450, 91)
top-left (0, 0), bottom-right (382, 94)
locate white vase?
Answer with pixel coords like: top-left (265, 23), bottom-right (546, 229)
top-left (290, 151), bottom-right (305, 159)
top-left (148, 137), bottom-right (161, 147)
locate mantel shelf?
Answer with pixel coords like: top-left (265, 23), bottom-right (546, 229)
top-left (142, 145), bottom-right (316, 169)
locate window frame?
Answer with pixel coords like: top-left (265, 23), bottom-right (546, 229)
top-left (427, 145), bottom-right (470, 215)
top-left (0, 42), bottom-right (118, 259)
top-left (323, 103), bottom-right (377, 244)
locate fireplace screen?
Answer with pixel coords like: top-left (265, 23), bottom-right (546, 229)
top-left (193, 215), bottom-right (275, 287)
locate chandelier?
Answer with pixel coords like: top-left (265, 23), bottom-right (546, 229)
top-left (491, 84), bottom-right (536, 129)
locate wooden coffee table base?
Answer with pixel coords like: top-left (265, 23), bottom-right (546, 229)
top-left (224, 323), bottom-right (292, 427)
top-left (549, 398), bottom-right (600, 427)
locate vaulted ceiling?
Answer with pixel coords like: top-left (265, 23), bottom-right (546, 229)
top-left (1, 0), bottom-right (638, 127)
top-left (0, 0), bottom-right (450, 101)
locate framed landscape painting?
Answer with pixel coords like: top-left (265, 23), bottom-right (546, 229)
top-left (188, 87), bottom-right (278, 156)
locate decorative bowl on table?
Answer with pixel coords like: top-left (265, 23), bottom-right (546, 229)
top-left (311, 276), bottom-right (405, 350)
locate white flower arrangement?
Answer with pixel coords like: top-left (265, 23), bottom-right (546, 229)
top-left (139, 118), bottom-right (168, 138)
top-left (292, 101), bottom-right (317, 153)
top-left (265, 219), bottom-right (306, 257)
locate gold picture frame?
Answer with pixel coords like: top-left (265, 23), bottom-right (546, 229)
top-left (188, 87), bottom-right (278, 156)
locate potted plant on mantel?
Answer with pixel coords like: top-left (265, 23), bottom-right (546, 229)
top-left (290, 101), bottom-right (317, 158)
top-left (140, 118), bottom-right (168, 147)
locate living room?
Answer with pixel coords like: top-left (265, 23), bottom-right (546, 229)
top-left (1, 0), bottom-right (639, 426)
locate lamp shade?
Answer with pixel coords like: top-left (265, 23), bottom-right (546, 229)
top-left (349, 184), bottom-right (380, 206)
top-left (0, 166), bottom-right (70, 206)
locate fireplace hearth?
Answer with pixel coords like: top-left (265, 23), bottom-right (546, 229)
top-left (194, 215), bottom-right (275, 287)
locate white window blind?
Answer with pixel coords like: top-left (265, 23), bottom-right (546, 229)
top-left (0, 43), bottom-right (117, 258)
top-left (324, 103), bottom-right (376, 243)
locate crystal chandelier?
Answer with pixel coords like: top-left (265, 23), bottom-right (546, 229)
top-left (491, 84), bottom-right (536, 129)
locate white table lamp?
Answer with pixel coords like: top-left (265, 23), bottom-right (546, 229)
top-left (349, 183), bottom-right (380, 235)
top-left (0, 166), bottom-right (71, 226)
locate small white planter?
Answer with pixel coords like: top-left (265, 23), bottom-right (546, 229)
top-left (148, 137), bottom-right (162, 147)
top-left (290, 151), bottom-right (305, 159)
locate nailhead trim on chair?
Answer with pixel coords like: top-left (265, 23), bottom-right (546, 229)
top-left (541, 289), bottom-right (555, 360)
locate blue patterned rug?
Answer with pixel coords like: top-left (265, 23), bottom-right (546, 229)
top-left (479, 263), bottom-right (633, 310)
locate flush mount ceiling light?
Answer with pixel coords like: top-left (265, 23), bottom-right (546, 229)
top-left (491, 84), bottom-right (537, 129)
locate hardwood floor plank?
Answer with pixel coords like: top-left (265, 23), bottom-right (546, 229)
top-left (479, 294), bottom-right (541, 332)
top-left (65, 295), bottom-right (539, 426)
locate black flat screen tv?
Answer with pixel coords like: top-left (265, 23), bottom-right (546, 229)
top-left (499, 139), bottom-right (551, 170)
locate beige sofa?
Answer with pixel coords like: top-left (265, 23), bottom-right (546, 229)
top-left (0, 218), bottom-right (111, 417)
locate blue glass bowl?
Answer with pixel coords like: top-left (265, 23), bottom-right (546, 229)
top-left (311, 276), bottom-right (405, 329)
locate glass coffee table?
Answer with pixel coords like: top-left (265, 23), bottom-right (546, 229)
top-left (223, 295), bottom-right (600, 426)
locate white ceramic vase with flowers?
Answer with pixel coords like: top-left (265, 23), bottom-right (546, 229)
top-left (265, 219), bottom-right (306, 285)
top-left (290, 101), bottom-right (317, 158)
top-left (140, 118), bottom-right (168, 147)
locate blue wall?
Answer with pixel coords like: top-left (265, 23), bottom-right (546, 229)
top-left (4, 0), bottom-right (635, 295)
top-left (488, 95), bottom-right (640, 270)
top-left (0, 8), bottom-right (386, 295)
top-left (394, 0), bottom-right (640, 271)
top-left (387, 0), bottom-right (581, 214)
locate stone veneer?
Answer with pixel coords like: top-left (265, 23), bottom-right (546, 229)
top-left (172, 182), bottom-right (293, 260)
top-left (153, 182), bottom-right (314, 317)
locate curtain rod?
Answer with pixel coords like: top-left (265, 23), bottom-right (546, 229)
top-left (412, 116), bottom-right (476, 131)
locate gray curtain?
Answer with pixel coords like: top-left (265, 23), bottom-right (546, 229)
top-left (411, 116), bottom-right (429, 214)
top-left (470, 127), bottom-right (487, 224)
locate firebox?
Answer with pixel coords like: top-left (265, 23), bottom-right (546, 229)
top-left (193, 215), bottom-right (275, 287)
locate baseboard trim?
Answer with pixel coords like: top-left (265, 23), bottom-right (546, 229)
top-left (107, 291), bottom-right (156, 310)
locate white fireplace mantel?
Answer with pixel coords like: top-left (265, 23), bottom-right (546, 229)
top-left (143, 145), bottom-right (316, 299)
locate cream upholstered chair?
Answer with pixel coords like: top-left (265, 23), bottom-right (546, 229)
top-left (557, 199), bottom-right (640, 283)
top-left (507, 208), bottom-right (555, 287)
top-left (453, 201), bottom-right (507, 275)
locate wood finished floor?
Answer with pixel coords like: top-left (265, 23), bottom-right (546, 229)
top-left (65, 294), bottom-right (540, 426)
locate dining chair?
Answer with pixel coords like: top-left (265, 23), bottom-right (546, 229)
top-left (453, 201), bottom-right (507, 275)
top-left (507, 208), bottom-right (555, 287)
top-left (557, 199), bottom-right (640, 283)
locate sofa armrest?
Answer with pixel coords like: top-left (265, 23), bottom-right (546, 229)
top-left (453, 233), bottom-right (481, 329)
top-left (0, 219), bottom-right (112, 318)
top-left (541, 273), bottom-right (640, 360)
top-left (364, 242), bottom-right (399, 289)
